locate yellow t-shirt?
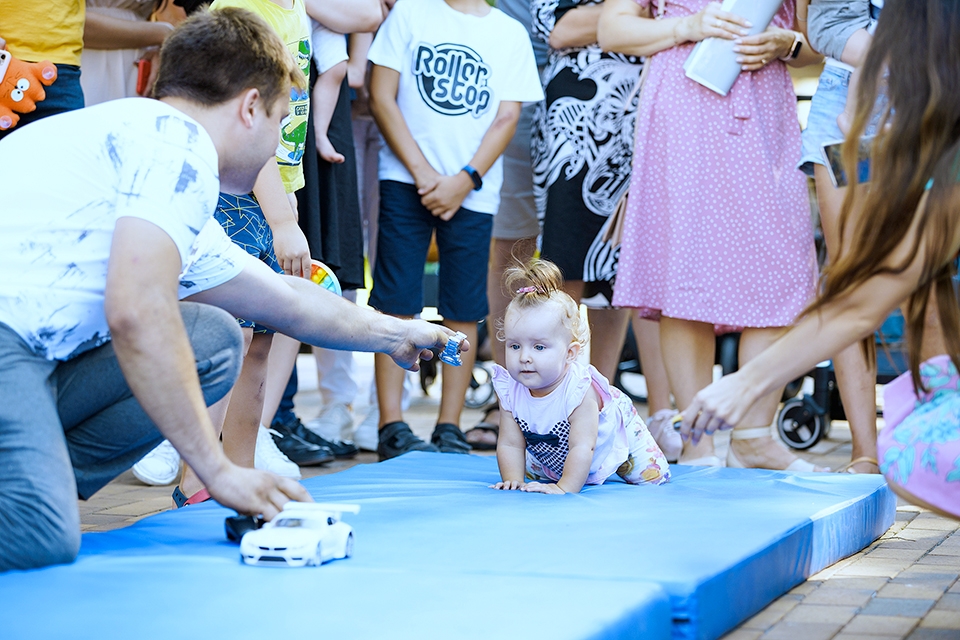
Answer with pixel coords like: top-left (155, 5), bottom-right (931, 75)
top-left (210, 0), bottom-right (311, 192)
top-left (0, 0), bottom-right (85, 66)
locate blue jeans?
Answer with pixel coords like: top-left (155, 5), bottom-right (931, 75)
top-left (0, 303), bottom-right (242, 572)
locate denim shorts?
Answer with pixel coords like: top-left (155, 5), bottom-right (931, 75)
top-left (798, 65), bottom-right (851, 177)
top-left (214, 193), bottom-right (283, 333)
top-left (369, 180), bottom-right (493, 322)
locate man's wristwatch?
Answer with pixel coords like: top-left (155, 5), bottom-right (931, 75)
top-left (462, 165), bottom-right (483, 191)
top-left (780, 32), bottom-right (803, 61)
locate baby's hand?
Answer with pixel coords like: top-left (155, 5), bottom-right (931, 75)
top-left (521, 482), bottom-right (566, 495)
top-left (490, 480), bottom-right (524, 490)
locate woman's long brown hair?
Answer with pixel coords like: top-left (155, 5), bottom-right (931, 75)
top-left (807, 0), bottom-right (960, 392)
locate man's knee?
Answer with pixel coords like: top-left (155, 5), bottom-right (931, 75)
top-left (179, 302), bottom-right (244, 406)
top-left (0, 493), bottom-right (81, 572)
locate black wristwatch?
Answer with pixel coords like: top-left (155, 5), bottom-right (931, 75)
top-left (781, 34), bottom-right (803, 61)
top-left (462, 165), bottom-right (483, 191)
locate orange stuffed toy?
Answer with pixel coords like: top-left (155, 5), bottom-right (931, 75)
top-left (0, 51), bottom-right (58, 131)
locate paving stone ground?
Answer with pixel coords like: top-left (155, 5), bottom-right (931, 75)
top-left (78, 354), bottom-right (960, 640)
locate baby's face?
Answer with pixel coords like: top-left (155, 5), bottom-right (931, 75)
top-left (503, 303), bottom-right (578, 398)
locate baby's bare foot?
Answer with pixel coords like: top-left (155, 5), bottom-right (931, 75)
top-left (316, 134), bottom-right (345, 164)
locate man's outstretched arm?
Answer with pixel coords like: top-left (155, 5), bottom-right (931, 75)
top-left (105, 217), bottom-right (310, 517)
top-left (186, 256), bottom-right (465, 371)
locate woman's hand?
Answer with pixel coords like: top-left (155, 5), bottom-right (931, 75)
top-left (682, 1), bottom-right (751, 44)
top-left (677, 371), bottom-right (761, 445)
top-left (733, 27), bottom-right (796, 71)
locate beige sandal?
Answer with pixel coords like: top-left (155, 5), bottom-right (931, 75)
top-left (727, 426), bottom-right (827, 472)
top-left (835, 456), bottom-right (880, 474)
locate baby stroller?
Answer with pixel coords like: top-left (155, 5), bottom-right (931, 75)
top-left (776, 310), bottom-right (907, 450)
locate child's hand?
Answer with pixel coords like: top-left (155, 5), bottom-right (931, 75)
top-left (419, 173), bottom-right (473, 221)
top-left (490, 480), bottom-right (525, 490)
top-left (272, 219), bottom-right (311, 278)
top-left (521, 482), bottom-right (566, 495)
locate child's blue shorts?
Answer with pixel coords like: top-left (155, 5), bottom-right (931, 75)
top-left (214, 193), bottom-right (284, 334)
top-left (370, 180), bottom-right (493, 322)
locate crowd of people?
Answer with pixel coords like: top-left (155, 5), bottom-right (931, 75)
top-left (0, 0), bottom-right (958, 572)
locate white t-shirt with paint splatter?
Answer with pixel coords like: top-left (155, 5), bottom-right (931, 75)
top-left (0, 98), bottom-right (248, 361)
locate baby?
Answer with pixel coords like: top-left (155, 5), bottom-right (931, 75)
top-left (491, 259), bottom-right (670, 494)
top-left (311, 21), bottom-right (347, 163)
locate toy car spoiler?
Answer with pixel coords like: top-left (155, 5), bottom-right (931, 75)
top-left (281, 502), bottom-right (361, 515)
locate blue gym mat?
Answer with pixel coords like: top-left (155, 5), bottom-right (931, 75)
top-left (1, 453), bottom-right (893, 640)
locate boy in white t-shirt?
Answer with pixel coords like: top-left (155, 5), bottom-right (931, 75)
top-left (366, 0), bottom-right (543, 459)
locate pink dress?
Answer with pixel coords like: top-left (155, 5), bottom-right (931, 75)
top-left (612, 0), bottom-right (817, 328)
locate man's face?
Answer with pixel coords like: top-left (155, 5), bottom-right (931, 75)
top-left (223, 89), bottom-right (290, 193)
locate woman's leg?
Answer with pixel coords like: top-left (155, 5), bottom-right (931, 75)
top-left (587, 307), bottom-right (632, 382)
top-left (815, 164), bottom-right (878, 471)
top-left (660, 316), bottom-right (717, 462)
top-left (633, 314), bottom-right (672, 414)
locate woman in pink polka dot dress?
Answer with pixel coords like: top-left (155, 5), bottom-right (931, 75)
top-left (599, 0), bottom-right (823, 470)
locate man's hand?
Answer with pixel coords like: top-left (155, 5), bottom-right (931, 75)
top-left (271, 219), bottom-right (311, 278)
top-left (491, 479), bottom-right (525, 490)
top-left (521, 482), bottom-right (566, 495)
top-left (388, 319), bottom-right (469, 371)
top-left (205, 463), bottom-right (312, 521)
top-left (419, 172), bottom-right (473, 220)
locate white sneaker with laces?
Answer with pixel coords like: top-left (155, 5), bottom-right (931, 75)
top-left (646, 409), bottom-right (683, 463)
top-left (132, 440), bottom-right (181, 486)
top-left (352, 408), bottom-right (380, 452)
top-left (305, 402), bottom-right (354, 443)
top-left (255, 426), bottom-right (302, 479)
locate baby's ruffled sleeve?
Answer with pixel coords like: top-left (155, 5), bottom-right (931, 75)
top-left (491, 364), bottom-right (516, 413)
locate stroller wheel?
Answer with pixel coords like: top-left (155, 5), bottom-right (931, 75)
top-left (464, 362), bottom-right (496, 410)
top-left (777, 397), bottom-right (826, 450)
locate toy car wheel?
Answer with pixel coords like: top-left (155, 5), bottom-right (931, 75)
top-left (312, 542), bottom-right (323, 566)
top-left (777, 398), bottom-right (825, 450)
top-left (344, 533), bottom-right (354, 559)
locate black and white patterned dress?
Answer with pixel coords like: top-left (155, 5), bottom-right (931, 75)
top-left (531, 0), bottom-right (643, 284)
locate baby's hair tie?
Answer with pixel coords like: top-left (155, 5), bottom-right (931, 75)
top-left (517, 286), bottom-right (540, 294)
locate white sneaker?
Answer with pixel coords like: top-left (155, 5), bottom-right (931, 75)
top-left (132, 440), bottom-right (181, 486)
top-left (352, 408), bottom-right (380, 452)
top-left (305, 402), bottom-right (354, 443)
top-left (646, 409), bottom-right (683, 463)
top-left (255, 426), bottom-right (302, 479)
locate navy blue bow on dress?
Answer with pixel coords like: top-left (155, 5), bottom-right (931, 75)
top-left (523, 431), bottom-right (560, 447)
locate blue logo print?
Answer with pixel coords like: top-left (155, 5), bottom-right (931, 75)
top-left (414, 42), bottom-right (493, 118)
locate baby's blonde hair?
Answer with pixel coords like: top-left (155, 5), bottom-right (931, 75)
top-left (499, 259), bottom-right (590, 348)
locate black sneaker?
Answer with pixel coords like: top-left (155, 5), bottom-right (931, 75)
top-left (377, 421), bottom-right (439, 461)
top-left (431, 423), bottom-right (471, 454)
top-left (270, 420), bottom-right (334, 466)
top-left (278, 417), bottom-right (359, 459)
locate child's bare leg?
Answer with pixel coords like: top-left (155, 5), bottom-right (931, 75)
top-left (260, 332), bottom-right (302, 429)
top-left (374, 316), bottom-right (414, 427)
top-left (179, 326), bottom-right (254, 497)
top-left (221, 331), bottom-right (274, 467)
top-left (312, 60), bottom-right (347, 164)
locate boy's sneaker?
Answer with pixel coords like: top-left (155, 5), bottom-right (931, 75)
top-left (255, 426), bottom-right (304, 479)
top-left (305, 402), bottom-right (355, 443)
top-left (352, 408), bottom-right (380, 452)
top-left (646, 409), bottom-right (683, 463)
top-left (132, 440), bottom-right (181, 486)
top-left (377, 421), bottom-right (439, 461)
top-left (274, 416), bottom-right (357, 460)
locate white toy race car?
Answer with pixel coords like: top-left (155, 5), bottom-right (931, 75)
top-left (239, 502), bottom-right (359, 567)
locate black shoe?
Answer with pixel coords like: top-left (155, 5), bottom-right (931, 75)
top-left (431, 423), bottom-right (471, 454)
top-left (270, 421), bottom-right (334, 466)
top-left (377, 421), bottom-right (438, 461)
top-left (275, 417), bottom-right (359, 459)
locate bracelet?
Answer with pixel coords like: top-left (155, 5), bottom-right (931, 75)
top-left (462, 164), bottom-right (483, 191)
